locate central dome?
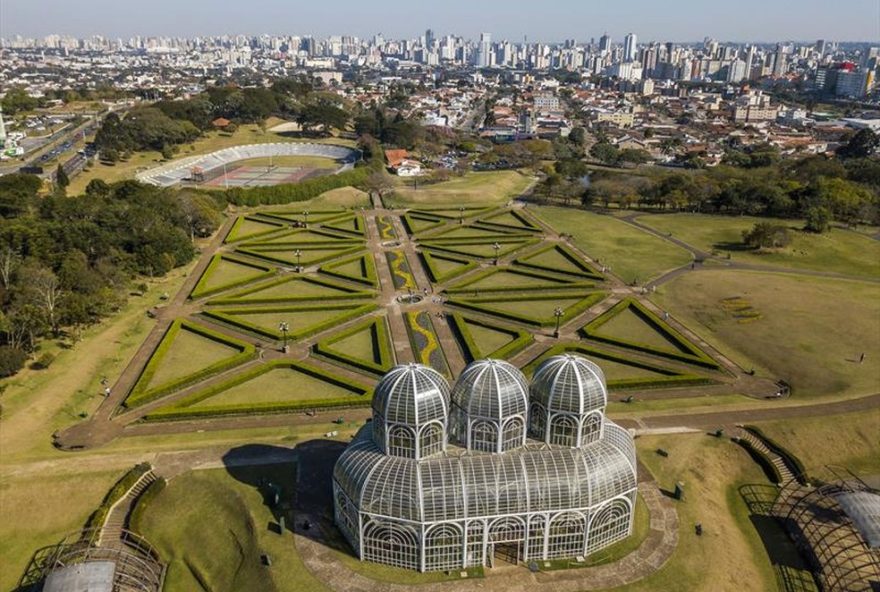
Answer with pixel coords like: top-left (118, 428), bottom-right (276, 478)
top-left (530, 354), bottom-right (607, 415)
top-left (451, 359), bottom-right (529, 453)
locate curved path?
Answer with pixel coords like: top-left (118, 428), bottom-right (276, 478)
top-left (293, 482), bottom-right (677, 592)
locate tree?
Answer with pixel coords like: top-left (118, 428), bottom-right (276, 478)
top-left (837, 129), bottom-right (879, 159)
top-left (742, 222), bottom-right (792, 249)
top-left (0, 346), bottom-right (27, 377)
top-left (590, 142), bottom-right (619, 165)
top-left (17, 263), bottom-right (63, 335)
top-left (84, 179), bottom-right (112, 198)
top-left (804, 206), bottom-right (832, 233)
top-left (161, 144), bottom-right (174, 160)
top-left (360, 171), bottom-right (394, 197)
top-left (617, 149), bottom-right (652, 165)
top-left (54, 164), bottom-right (70, 190)
top-left (568, 127), bottom-right (587, 145)
top-left (297, 100), bottom-right (349, 135)
top-left (0, 247), bottom-right (21, 289)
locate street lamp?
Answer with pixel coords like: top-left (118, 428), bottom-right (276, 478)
top-left (303, 210), bottom-right (310, 226)
top-left (553, 307), bottom-right (564, 338)
top-left (294, 249), bottom-right (302, 272)
top-left (492, 242), bottom-right (501, 266)
top-left (278, 321), bottom-right (290, 352)
top-left (459, 206), bottom-right (465, 225)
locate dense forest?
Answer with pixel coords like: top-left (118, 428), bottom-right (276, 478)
top-left (0, 175), bottom-right (223, 376)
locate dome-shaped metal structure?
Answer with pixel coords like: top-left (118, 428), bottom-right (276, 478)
top-left (371, 363), bottom-right (450, 459)
top-left (529, 354), bottom-right (607, 447)
top-left (450, 359), bottom-right (529, 452)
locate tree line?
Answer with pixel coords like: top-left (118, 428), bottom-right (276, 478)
top-left (0, 175), bottom-right (223, 377)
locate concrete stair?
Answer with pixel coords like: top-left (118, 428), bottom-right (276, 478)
top-left (98, 469), bottom-right (157, 546)
top-left (737, 429), bottom-right (796, 485)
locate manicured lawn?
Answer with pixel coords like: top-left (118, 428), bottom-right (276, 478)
top-left (388, 170), bottom-right (534, 205)
top-left (455, 269), bottom-right (573, 291)
top-left (197, 257), bottom-right (274, 295)
top-left (619, 434), bottom-right (780, 592)
top-left (483, 296), bottom-right (584, 317)
top-left (595, 357), bottom-right (671, 381)
top-left (327, 326), bottom-right (379, 362)
top-left (308, 186), bottom-right (370, 208)
top-left (468, 323), bottom-right (517, 355)
top-left (652, 270), bottom-right (880, 398)
top-left (532, 206), bottom-right (692, 283)
top-left (594, 308), bottom-right (682, 352)
top-left (190, 367), bottom-right (360, 407)
top-left (136, 464), bottom-right (330, 592)
top-left (754, 410), bottom-right (880, 474)
top-left (0, 469), bottom-right (124, 592)
top-left (227, 218), bottom-right (287, 242)
top-left (636, 213), bottom-right (880, 279)
top-left (144, 327), bottom-right (241, 391)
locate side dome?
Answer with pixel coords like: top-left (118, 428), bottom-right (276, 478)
top-left (371, 363), bottom-right (450, 459)
top-left (528, 354), bottom-right (607, 448)
top-left (451, 359), bottom-right (529, 453)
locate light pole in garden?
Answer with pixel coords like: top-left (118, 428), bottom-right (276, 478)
top-left (459, 206), bottom-right (465, 225)
top-left (492, 242), bottom-right (501, 266)
top-left (279, 321), bottom-right (290, 352)
top-left (553, 307), bottom-right (564, 338)
top-left (294, 249), bottom-right (302, 272)
top-left (303, 210), bottom-right (310, 226)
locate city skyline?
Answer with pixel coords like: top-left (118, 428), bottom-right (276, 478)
top-left (1, 0), bottom-right (878, 43)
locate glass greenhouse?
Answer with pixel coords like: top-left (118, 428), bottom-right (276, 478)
top-left (333, 355), bottom-right (638, 572)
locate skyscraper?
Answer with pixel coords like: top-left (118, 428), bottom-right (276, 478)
top-left (599, 33), bottom-right (611, 53)
top-left (477, 32), bottom-right (492, 67)
top-left (772, 44), bottom-right (787, 77)
top-left (623, 33), bottom-right (637, 62)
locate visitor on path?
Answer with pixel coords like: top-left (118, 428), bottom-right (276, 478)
top-left (859, 352), bottom-right (866, 363)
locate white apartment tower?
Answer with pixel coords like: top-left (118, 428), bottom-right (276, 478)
top-left (623, 33), bottom-right (637, 62)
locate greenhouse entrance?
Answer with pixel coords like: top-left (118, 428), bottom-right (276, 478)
top-left (490, 542), bottom-right (522, 566)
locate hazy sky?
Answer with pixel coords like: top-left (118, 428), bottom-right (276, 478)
top-left (2, 0), bottom-right (878, 42)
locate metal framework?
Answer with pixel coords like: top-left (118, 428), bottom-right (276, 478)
top-left (773, 468), bottom-right (880, 592)
top-left (333, 355), bottom-right (638, 572)
top-left (22, 528), bottom-right (164, 592)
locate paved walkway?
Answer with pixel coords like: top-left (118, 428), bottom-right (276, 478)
top-left (293, 482), bottom-right (677, 592)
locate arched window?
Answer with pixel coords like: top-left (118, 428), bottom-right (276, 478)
top-left (525, 514), bottom-right (546, 561)
top-left (547, 512), bottom-right (587, 559)
top-left (470, 420), bottom-right (498, 453)
top-left (587, 498), bottom-right (632, 555)
top-left (363, 519), bottom-right (420, 570)
top-left (419, 422), bottom-right (445, 458)
top-left (580, 412), bottom-right (603, 446)
top-left (528, 402), bottom-right (546, 439)
top-left (387, 425), bottom-right (415, 458)
top-left (424, 523), bottom-right (462, 571)
top-left (500, 417), bottom-right (525, 452)
top-left (550, 415), bottom-right (578, 447)
top-left (488, 516), bottom-right (525, 542)
top-left (335, 489), bottom-right (358, 543)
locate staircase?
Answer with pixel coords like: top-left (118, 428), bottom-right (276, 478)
top-left (736, 428), bottom-right (796, 486)
top-left (98, 469), bottom-right (157, 546)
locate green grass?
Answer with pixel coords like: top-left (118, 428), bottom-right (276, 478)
top-left (144, 326), bottom-right (242, 391)
top-left (636, 213), bottom-right (880, 279)
top-left (0, 469), bottom-right (124, 592)
top-left (197, 257), bottom-right (274, 294)
top-left (189, 366), bottom-right (361, 407)
top-left (449, 268), bottom-right (577, 292)
top-left (652, 270), bottom-right (880, 398)
top-left (480, 295), bottom-right (584, 317)
top-left (594, 308), bottom-right (681, 350)
top-left (754, 410), bottom-right (880, 474)
top-left (136, 464), bottom-right (330, 592)
top-left (615, 434), bottom-right (780, 592)
top-left (532, 206), bottom-right (692, 283)
top-left (388, 170), bottom-right (533, 205)
top-left (468, 323), bottom-right (518, 356)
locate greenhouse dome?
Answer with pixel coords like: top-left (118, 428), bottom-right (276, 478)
top-left (529, 353), bottom-right (608, 447)
top-left (450, 359), bottom-right (530, 453)
top-left (371, 363), bottom-right (451, 459)
top-left (333, 355), bottom-right (638, 572)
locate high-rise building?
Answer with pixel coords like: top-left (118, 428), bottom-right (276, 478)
top-left (623, 33), bottom-right (637, 62)
top-left (425, 29), bottom-right (435, 48)
top-left (476, 32), bottom-right (492, 67)
top-left (815, 39), bottom-right (826, 55)
top-left (599, 33), bottom-right (611, 53)
top-left (772, 44), bottom-right (787, 77)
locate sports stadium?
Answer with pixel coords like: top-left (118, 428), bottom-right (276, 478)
top-left (135, 142), bottom-right (361, 188)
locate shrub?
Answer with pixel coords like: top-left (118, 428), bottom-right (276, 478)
top-left (32, 352), bottom-right (56, 370)
top-left (217, 166), bottom-right (374, 207)
top-left (448, 313), bottom-right (533, 362)
top-left (742, 222), bottom-right (792, 249)
top-left (0, 346), bottom-right (27, 377)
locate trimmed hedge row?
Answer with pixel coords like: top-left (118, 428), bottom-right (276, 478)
top-left (522, 344), bottom-right (715, 390)
top-left (224, 215), bottom-right (288, 244)
top-left (143, 359), bottom-right (373, 421)
top-left (743, 425), bottom-right (808, 483)
top-left (410, 206), bottom-right (493, 219)
top-left (124, 320), bottom-right (256, 409)
top-left (448, 291), bottom-right (606, 328)
top-left (236, 244), bottom-right (364, 267)
top-left (189, 254), bottom-right (276, 300)
top-left (420, 229), bottom-right (537, 243)
top-left (419, 251), bottom-right (478, 284)
top-left (322, 213), bottom-right (366, 237)
top-left (217, 165), bottom-right (373, 206)
top-left (84, 462), bottom-right (152, 530)
top-left (580, 298), bottom-right (720, 370)
top-left (448, 313), bottom-right (533, 362)
top-left (402, 212), bottom-right (446, 236)
top-left (514, 243), bottom-right (603, 280)
top-left (128, 477), bottom-right (167, 535)
top-left (206, 275), bottom-right (374, 305)
top-left (319, 252), bottom-right (379, 288)
top-left (202, 303), bottom-right (377, 341)
top-left (313, 317), bottom-right (394, 375)
top-left (419, 239), bottom-right (540, 261)
top-left (477, 208), bottom-right (542, 232)
top-left (240, 226), bottom-right (364, 246)
top-left (444, 266), bottom-right (592, 295)
top-left (255, 209), bottom-right (352, 226)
